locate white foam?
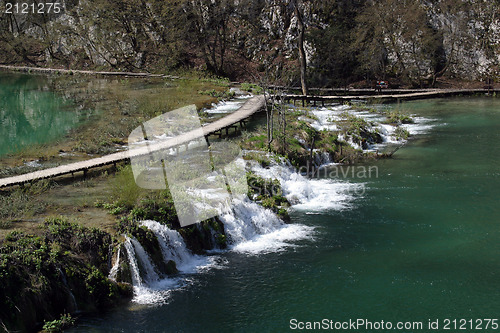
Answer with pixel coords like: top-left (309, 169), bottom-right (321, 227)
top-left (305, 104), bottom-right (436, 152)
top-left (403, 117), bottom-right (436, 135)
top-left (24, 160), bottom-right (42, 167)
top-left (231, 224), bottom-right (315, 254)
top-left (123, 222), bottom-right (221, 304)
top-left (218, 198), bottom-right (315, 254)
top-left (204, 98), bottom-right (248, 114)
top-left (250, 160), bottom-right (361, 212)
top-left (307, 105), bottom-right (350, 131)
top-left (140, 220), bottom-right (212, 273)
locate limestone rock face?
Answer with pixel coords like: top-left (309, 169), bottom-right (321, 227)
top-left (0, 0), bottom-right (497, 81)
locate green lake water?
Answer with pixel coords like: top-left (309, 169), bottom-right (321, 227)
top-left (68, 97), bottom-right (500, 332)
top-left (0, 73), bottom-right (86, 157)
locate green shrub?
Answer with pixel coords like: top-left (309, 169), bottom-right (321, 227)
top-left (198, 89), bottom-right (235, 99)
top-left (339, 112), bottom-right (383, 146)
top-left (385, 110), bottom-right (414, 124)
top-left (394, 126), bottom-right (410, 140)
top-left (240, 82), bottom-right (263, 94)
top-left (42, 314), bottom-right (75, 332)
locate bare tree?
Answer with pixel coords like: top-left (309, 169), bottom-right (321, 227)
top-left (254, 55), bottom-right (294, 152)
top-left (290, 0), bottom-right (308, 95)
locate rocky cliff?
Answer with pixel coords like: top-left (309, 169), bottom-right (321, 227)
top-left (0, 0), bottom-right (498, 84)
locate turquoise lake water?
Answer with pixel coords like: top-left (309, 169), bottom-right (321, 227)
top-left (0, 73), bottom-right (86, 157)
top-left (67, 96), bottom-right (500, 332)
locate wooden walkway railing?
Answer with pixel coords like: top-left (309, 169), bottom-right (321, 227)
top-left (0, 64), bottom-right (182, 79)
top-left (0, 95), bottom-right (266, 189)
top-left (284, 89), bottom-right (499, 106)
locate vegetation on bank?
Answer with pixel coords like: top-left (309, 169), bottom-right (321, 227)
top-left (246, 171), bottom-right (290, 221)
top-left (0, 217), bottom-right (132, 332)
top-left (0, 181), bottom-right (50, 226)
top-left (240, 105), bottom-right (385, 170)
top-left (338, 112), bottom-right (383, 148)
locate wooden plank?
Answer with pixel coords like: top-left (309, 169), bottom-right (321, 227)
top-left (284, 89), bottom-right (499, 104)
top-left (0, 65), bottom-right (181, 79)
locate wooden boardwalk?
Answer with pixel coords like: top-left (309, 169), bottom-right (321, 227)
top-left (0, 65), bottom-right (182, 79)
top-left (284, 88), bottom-right (499, 106)
top-left (0, 95), bottom-right (265, 189)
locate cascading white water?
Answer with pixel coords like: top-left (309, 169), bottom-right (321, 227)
top-left (123, 237), bottom-right (145, 288)
top-left (108, 247), bottom-right (121, 281)
top-left (306, 104), bottom-right (436, 152)
top-left (218, 197), bottom-right (314, 254)
top-left (122, 221), bottom-right (217, 304)
top-left (140, 220), bottom-right (210, 273)
top-left (219, 199), bottom-right (282, 244)
top-left (203, 95), bottom-right (251, 114)
top-left (129, 237), bottom-right (160, 283)
top-left (249, 159), bottom-right (362, 212)
top-left (119, 101), bottom-right (438, 305)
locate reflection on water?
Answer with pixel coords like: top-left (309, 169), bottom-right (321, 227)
top-left (0, 73), bottom-right (89, 157)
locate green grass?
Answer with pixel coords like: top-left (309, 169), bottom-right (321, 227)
top-left (240, 82), bottom-right (263, 94)
top-left (0, 216), bottom-right (130, 332)
top-left (385, 110), bottom-right (414, 124)
top-left (0, 180), bottom-right (52, 221)
top-left (393, 126), bottom-right (411, 140)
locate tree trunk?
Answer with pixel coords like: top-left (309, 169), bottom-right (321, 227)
top-left (294, 3), bottom-right (308, 96)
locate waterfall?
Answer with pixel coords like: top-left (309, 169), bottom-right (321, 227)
top-left (219, 197), bottom-right (314, 254)
top-left (123, 236), bottom-right (161, 287)
top-left (122, 222), bottom-right (215, 304)
top-left (130, 238), bottom-right (160, 283)
top-left (116, 101), bottom-right (438, 305)
top-left (108, 247), bottom-right (120, 281)
top-left (119, 156), bottom-right (363, 302)
top-left (219, 199), bottom-right (283, 244)
top-left (250, 159), bottom-right (361, 211)
top-left (313, 150), bottom-right (334, 167)
top-left (140, 220), bottom-right (208, 273)
top-left (123, 237), bottom-right (145, 287)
